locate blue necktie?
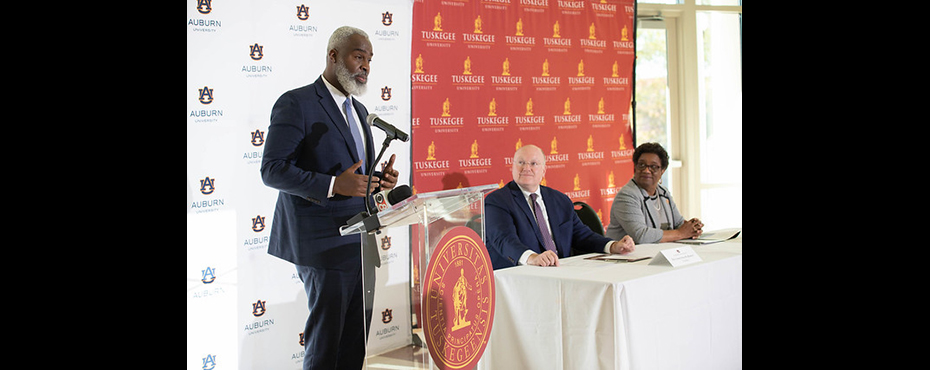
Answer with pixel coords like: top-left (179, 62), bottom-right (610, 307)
top-left (343, 98), bottom-right (365, 174)
top-left (530, 193), bottom-right (557, 253)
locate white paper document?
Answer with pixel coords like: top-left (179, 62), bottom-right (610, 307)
top-left (675, 228), bottom-right (741, 245)
top-left (584, 253), bottom-right (652, 263)
top-left (581, 243), bottom-right (667, 263)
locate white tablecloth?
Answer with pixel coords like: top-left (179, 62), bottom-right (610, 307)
top-left (476, 240), bottom-right (742, 370)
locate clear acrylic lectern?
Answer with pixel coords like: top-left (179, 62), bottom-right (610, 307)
top-left (340, 183), bottom-right (498, 369)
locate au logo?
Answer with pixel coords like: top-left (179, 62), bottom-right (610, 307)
top-left (382, 308), bottom-right (393, 323)
top-left (251, 215), bottom-right (265, 232)
top-left (198, 86), bottom-right (214, 105)
top-left (296, 4), bottom-right (309, 21)
top-left (252, 299), bottom-right (267, 317)
top-left (200, 176), bottom-right (216, 195)
top-left (202, 354), bottom-right (217, 370)
top-left (380, 235), bottom-right (392, 250)
top-left (196, 0), bottom-right (212, 15)
top-left (298, 332), bottom-right (305, 346)
top-left (250, 129), bottom-right (265, 147)
top-left (249, 43), bottom-right (264, 61)
top-left (202, 267), bottom-right (216, 284)
top-left (382, 11), bottom-right (393, 26)
top-left (381, 86), bottom-right (392, 101)
top-left (423, 226), bottom-right (495, 370)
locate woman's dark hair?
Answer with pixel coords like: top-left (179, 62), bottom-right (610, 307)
top-left (632, 142), bottom-right (669, 169)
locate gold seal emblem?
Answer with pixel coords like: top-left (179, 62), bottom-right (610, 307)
top-left (423, 226), bottom-right (495, 370)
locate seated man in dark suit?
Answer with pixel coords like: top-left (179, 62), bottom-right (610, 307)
top-left (485, 144), bottom-right (635, 269)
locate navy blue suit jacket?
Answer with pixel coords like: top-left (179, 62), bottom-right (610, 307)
top-left (261, 77), bottom-right (380, 269)
top-left (484, 181), bottom-right (613, 270)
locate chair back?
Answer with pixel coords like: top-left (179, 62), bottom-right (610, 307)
top-left (573, 201), bottom-right (604, 236)
top-left (466, 214), bottom-right (482, 234)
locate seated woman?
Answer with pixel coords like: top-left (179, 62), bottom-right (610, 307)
top-left (606, 142), bottom-right (703, 244)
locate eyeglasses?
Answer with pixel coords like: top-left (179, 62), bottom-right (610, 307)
top-left (515, 160), bottom-right (542, 168)
top-left (635, 163), bottom-right (662, 172)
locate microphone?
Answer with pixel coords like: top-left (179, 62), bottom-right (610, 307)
top-left (387, 184), bottom-right (412, 205)
top-left (367, 114), bottom-right (409, 142)
top-left (373, 185), bottom-right (412, 212)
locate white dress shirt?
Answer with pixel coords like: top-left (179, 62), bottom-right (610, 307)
top-left (516, 186), bottom-right (613, 265)
top-left (321, 75), bottom-right (368, 198)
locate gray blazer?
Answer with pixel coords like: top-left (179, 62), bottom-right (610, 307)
top-left (605, 179), bottom-right (684, 244)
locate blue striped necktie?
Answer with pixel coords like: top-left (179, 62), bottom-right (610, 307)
top-left (343, 98), bottom-right (365, 174)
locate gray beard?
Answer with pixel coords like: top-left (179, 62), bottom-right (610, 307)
top-left (335, 62), bottom-right (367, 96)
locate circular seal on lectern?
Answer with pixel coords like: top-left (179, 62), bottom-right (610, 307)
top-left (422, 226), bottom-right (495, 370)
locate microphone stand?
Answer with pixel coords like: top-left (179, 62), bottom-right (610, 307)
top-left (365, 136), bottom-right (394, 216)
top-left (345, 135), bottom-right (396, 233)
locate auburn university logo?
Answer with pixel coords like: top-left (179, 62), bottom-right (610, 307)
top-left (296, 4), bottom-right (309, 20)
top-left (198, 86), bottom-right (214, 104)
top-left (381, 86), bottom-right (392, 101)
top-left (250, 129), bottom-right (265, 147)
top-left (249, 43), bottom-right (264, 60)
top-left (200, 176), bottom-right (216, 195)
top-left (196, 0), bottom-right (212, 14)
top-left (380, 235), bottom-right (392, 250)
top-left (202, 354), bottom-right (217, 370)
top-left (252, 299), bottom-right (267, 317)
top-left (201, 267), bottom-right (216, 284)
top-left (381, 308), bottom-right (393, 324)
top-left (251, 215), bottom-right (265, 232)
top-left (423, 226), bottom-right (495, 370)
top-left (382, 11), bottom-right (393, 26)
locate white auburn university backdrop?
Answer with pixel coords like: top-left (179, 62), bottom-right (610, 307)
top-left (188, 0), bottom-right (637, 368)
top-left (187, 0), bottom-right (414, 369)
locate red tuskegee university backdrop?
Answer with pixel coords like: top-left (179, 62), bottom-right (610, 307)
top-left (410, 0), bottom-right (636, 226)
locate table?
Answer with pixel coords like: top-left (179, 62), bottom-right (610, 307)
top-left (476, 239), bottom-right (742, 370)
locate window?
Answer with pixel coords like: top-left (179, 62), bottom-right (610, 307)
top-left (634, 17), bottom-right (674, 193)
top-left (697, 11), bottom-right (741, 229)
top-left (635, 1), bottom-right (741, 230)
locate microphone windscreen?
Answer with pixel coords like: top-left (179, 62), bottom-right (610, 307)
top-left (387, 185), bottom-right (412, 205)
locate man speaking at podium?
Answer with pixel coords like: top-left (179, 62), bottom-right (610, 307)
top-left (260, 26), bottom-right (399, 370)
top-left (485, 145), bottom-right (634, 269)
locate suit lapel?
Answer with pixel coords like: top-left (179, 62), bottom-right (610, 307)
top-left (644, 196), bottom-right (660, 229)
top-left (540, 187), bottom-right (562, 255)
top-left (509, 183), bottom-right (536, 230)
top-left (314, 78), bottom-right (364, 169)
top-left (353, 98), bottom-right (375, 168)
top-left (656, 186), bottom-right (672, 228)
top-left (510, 182), bottom-right (547, 253)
